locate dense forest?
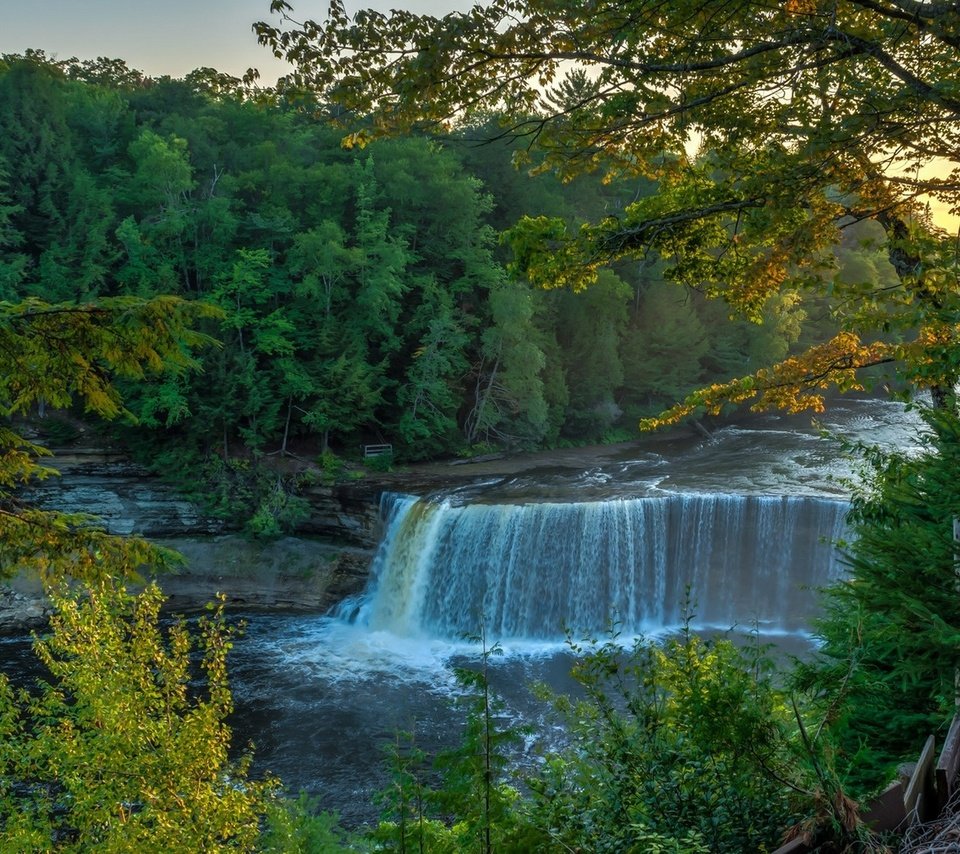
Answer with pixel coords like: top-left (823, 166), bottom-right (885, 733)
top-left (6, 41), bottom-right (960, 852)
top-left (0, 51), bottom-right (890, 488)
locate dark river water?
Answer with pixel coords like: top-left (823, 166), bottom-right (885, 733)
top-left (0, 397), bottom-right (925, 827)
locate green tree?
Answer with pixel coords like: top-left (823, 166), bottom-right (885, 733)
top-left (433, 638), bottom-right (526, 854)
top-left (526, 629), bottom-right (801, 853)
top-left (396, 292), bottom-right (469, 457)
top-left (0, 59), bottom-right (75, 256)
top-left (35, 168), bottom-right (116, 301)
top-left (0, 582), bottom-right (272, 852)
top-left (211, 248), bottom-right (294, 449)
top-left (0, 294), bottom-right (293, 850)
top-left (0, 160), bottom-right (27, 300)
top-left (257, 0), bottom-right (960, 421)
top-left (351, 156), bottom-right (410, 358)
top-left (621, 280), bottom-right (708, 412)
top-left (0, 296), bottom-right (217, 578)
top-left (466, 277), bottom-right (549, 448)
top-left (302, 338), bottom-right (383, 454)
top-left (125, 128), bottom-right (197, 293)
top-left (555, 268), bottom-right (630, 438)
top-left (800, 408), bottom-right (960, 793)
top-left (370, 635), bottom-right (533, 854)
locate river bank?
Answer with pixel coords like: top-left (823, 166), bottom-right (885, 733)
top-left (1, 417), bottom-right (712, 632)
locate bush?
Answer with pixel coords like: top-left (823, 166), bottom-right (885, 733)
top-left (363, 451), bottom-right (395, 473)
top-left (0, 580), bottom-right (275, 851)
top-left (524, 625), bottom-right (801, 853)
top-left (259, 793), bottom-right (357, 853)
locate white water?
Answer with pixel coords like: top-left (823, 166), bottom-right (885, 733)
top-left (226, 398), bottom-right (925, 820)
top-left (348, 492), bottom-right (849, 641)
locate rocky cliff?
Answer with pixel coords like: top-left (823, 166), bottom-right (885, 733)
top-left (2, 447), bottom-right (384, 631)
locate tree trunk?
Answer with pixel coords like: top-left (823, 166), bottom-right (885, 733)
top-left (280, 396), bottom-right (293, 456)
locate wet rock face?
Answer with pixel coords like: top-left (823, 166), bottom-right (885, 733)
top-left (151, 535), bottom-right (373, 614)
top-left (6, 448), bottom-right (386, 631)
top-left (26, 448), bottom-right (226, 537)
top-left (28, 449), bottom-right (390, 546)
top-left (0, 587), bottom-right (49, 634)
top-left (298, 484), bottom-right (383, 548)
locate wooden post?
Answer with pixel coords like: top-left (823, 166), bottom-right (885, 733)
top-left (936, 715), bottom-right (960, 811)
top-left (904, 735), bottom-right (937, 821)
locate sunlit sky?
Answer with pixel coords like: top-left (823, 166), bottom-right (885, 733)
top-left (4, 0), bottom-right (956, 231)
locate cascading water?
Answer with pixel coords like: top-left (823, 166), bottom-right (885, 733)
top-left (349, 491), bottom-right (849, 641)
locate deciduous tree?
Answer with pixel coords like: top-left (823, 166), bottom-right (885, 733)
top-left (0, 296), bottom-right (216, 580)
top-left (256, 0), bottom-right (960, 421)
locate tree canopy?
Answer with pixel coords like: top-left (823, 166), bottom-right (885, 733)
top-left (257, 0), bottom-right (960, 422)
top-left (0, 51), bottom-right (844, 495)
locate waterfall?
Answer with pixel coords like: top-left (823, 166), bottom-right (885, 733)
top-left (351, 492), bottom-right (849, 641)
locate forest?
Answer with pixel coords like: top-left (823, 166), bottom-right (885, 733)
top-left (5, 0), bottom-right (960, 848)
top-left (0, 52), bottom-right (865, 484)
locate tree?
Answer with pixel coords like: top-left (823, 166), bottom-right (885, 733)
top-left (554, 268), bottom-right (629, 438)
top-left (256, 0), bottom-right (960, 422)
top-left (799, 407), bottom-right (960, 792)
top-left (0, 582), bottom-right (273, 851)
top-left (523, 627), bottom-right (801, 853)
top-left (0, 296), bottom-right (217, 579)
top-left (396, 292), bottom-right (470, 457)
top-left (466, 276), bottom-right (549, 448)
top-left (0, 59), bottom-right (75, 255)
top-left (0, 160), bottom-right (27, 300)
top-left (0, 294), bottom-right (296, 850)
top-left (621, 280), bottom-right (708, 411)
top-left (211, 248), bottom-right (294, 448)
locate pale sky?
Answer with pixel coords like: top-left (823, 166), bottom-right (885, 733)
top-left (1, 0), bottom-right (460, 83)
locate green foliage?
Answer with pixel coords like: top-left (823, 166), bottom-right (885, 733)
top-left (0, 52), bottom-right (861, 477)
top-left (431, 640), bottom-right (528, 853)
top-left (621, 280), bottom-right (707, 410)
top-left (0, 185), bottom-right (356, 853)
top-left (524, 626), bottom-right (800, 853)
top-left (0, 581), bottom-right (275, 851)
top-left (368, 636), bottom-right (537, 854)
top-left (258, 0), bottom-right (960, 425)
top-left (372, 732), bottom-right (439, 853)
top-left (0, 296), bottom-right (215, 582)
top-left (363, 451), bottom-right (395, 473)
top-left (801, 407), bottom-right (960, 793)
top-left (191, 456), bottom-right (309, 540)
top-left (316, 450), bottom-right (347, 483)
top-left (259, 793), bottom-right (357, 853)
top-left (362, 626), bottom-right (846, 854)
top-left (247, 478), bottom-right (311, 539)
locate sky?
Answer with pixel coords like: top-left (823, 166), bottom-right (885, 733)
top-left (2, 0), bottom-right (459, 83)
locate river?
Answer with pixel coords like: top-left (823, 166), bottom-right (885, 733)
top-left (225, 396), bottom-right (923, 824)
top-left (1, 397), bottom-right (926, 826)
